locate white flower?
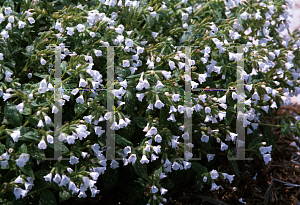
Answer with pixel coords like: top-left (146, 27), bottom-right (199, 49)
top-left (40, 58), bottom-right (46, 65)
top-left (207, 154), bottom-right (215, 162)
top-left (18, 21), bottom-right (26, 29)
top-left (198, 73), bottom-right (207, 84)
top-left (239, 198), bottom-right (247, 204)
top-left (167, 114), bottom-right (176, 122)
top-left (263, 154), bottom-right (272, 165)
top-left (169, 60), bottom-right (176, 70)
top-left (71, 88), bottom-right (79, 96)
top-left (53, 174), bottom-right (61, 184)
top-left (76, 95), bottom-right (85, 104)
top-left (8, 16), bottom-right (14, 23)
top-left (140, 155), bottom-right (149, 164)
top-left (77, 24), bottom-right (85, 32)
top-left (44, 116), bottom-right (51, 125)
top-left (67, 168), bottom-right (73, 174)
top-left (123, 60), bottom-right (130, 67)
top-left (37, 119), bottom-right (44, 128)
top-left (69, 156), bottom-right (79, 165)
top-left (161, 71), bottom-right (171, 79)
top-left (184, 151), bottom-right (193, 161)
top-left (220, 142), bottom-right (228, 151)
top-left (151, 185), bottom-right (158, 193)
top-left (154, 134), bottom-right (162, 143)
top-left (47, 135), bottom-right (54, 144)
top-left (14, 188), bottom-right (28, 200)
top-left (201, 134), bottom-right (209, 143)
top-left (172, 161), bottom-right (181, 170)
top-left (28, 17), bottom-right (35, 24)
top-left (94, 126), bottom-right (105, 137)
top-left (5, 7), bottom-right (12, 15)
top-left (94, 50), bottom-right (102, 57)
top-left (210, 169), bottom-right (219, 179)
top-left (65, 27), bottom-right (75, 36)
top-left (11, 130), bottom-right (21, 142)
top-left (44, 173), bottom-right (52, 182)
top-left (150, 11), bottom-right (157, 18)
top-left (38, 140), bottom-right (47, 150)
top-left (16, 102), bottom-right (24, 113)
top-left (210, 183), bottom-right (219, 191)
top-left (67, 135), bottom-right (75, 144)
top-left (152, 32), bottom-right (159, 39)
top-left (59, 175), bottom-right (70, 186)
top-left (182, 13), bottom-right (189, 21)
top-left (1, 30), bottom-right (9, 39)
top-left (90, 32), bottom-right (95, 38)
top-left (79, 78), bottom-right (88, 87)
top-left (128, 154), bottom-right (137, 164)
top-left (55, 22), bottom-right (62, 30)
top-left (154, 100), bottom-right (164, 109)
top-left (1, 160), bottom-right (8, 168)
top-left (125, 38), bottom-right (133, 47)
top-left (15, 153), bottom-right (30, 167)
top-left (244, 27), bottom-right (252, 35)
top-left (15, 176), bottom-right (24, 184)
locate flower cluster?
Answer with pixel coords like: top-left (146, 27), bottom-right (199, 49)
top-left (0, 0), bottom-right (300, 204)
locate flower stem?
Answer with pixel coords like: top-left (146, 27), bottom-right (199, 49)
top-left (0, 135), bottom-right (7, 141)
top-left (258, 123), bottom-right (285, 128)
top-left (28, 184), bottom-right (52, 196)
top-left (194, 0), bottom-right (213, 17)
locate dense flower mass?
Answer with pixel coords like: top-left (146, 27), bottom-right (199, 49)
top-left (0, 0), bottom-right (300, 204)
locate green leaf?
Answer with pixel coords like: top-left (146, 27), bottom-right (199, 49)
top-left (21, 130), bottom-right (39, 142)
top-left (191, 162), bottom-right (208, 174)
top-left (132, 117), bottom-right (148, 129)
top-left (115, 66), bottom-right (131, 79)
top-left (102, 166), bottom-right (119, 190)
top-left (124, 86), bottom-right (136, 115)
top-left (26, 116), bottom-right (39, 127)
top-left (248, 136), bottom-right (262, 150)
top-left (35, 169), bottom-right (50, 180)
top-left (281, 123), bottom-right (290, 137)
top-left (263, 125), bottom-right (276, 150)
top-left (227, 148), bottom-right (240, 177)
top-left (153, 166), bottom-right (163, 180)
top-left (132, 157), bottom-right (148, 180)
top-left (119, 120), bottom-right (136, 140)
top-left (159, 105), bottom-right (169, 126)
top-left (28, 145), bottom-right (46, 162)
top-left (224, 110), bottom-right (234, 126)
top-left (61, 61), bottom-right (68, 72)
top-left (146, 14), bottom-right (154, 27)
top-left (4, 101), bottom-right (23, 127)
top-left (195, 173), bottom-right (204, 191)
top-left (59, 187), bottom-right (71, 203)
top-left (161, 178), bottom-right (174, 190)
top-left (0, 142), bottom-right (5, 154)
top-left (6, 135), bottom-right (15, 149)
top-left (20, 163), bottom-right (34, 178)
top-left (114, 134), bottom-right (133, 147)
top-left (19, 144), bottom-right (28, 154)
top-left (39, 190), bottom-right (57, 205)
top-left (74, 103), bottom-right (87, 115)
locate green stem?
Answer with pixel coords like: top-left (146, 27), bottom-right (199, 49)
top-left (258, 123), bottom-right (285, 128)
top-left (261, 116), bottom-right (295, 119)
top-left (194, 0), bottom-right (213, 17)
top-left (0, 135), bottom-right (8, 141)
top-left (28, 184), bottom-right (52, 196)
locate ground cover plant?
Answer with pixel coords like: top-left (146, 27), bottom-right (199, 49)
top-left (0, 0), bottom-right (300, 204)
